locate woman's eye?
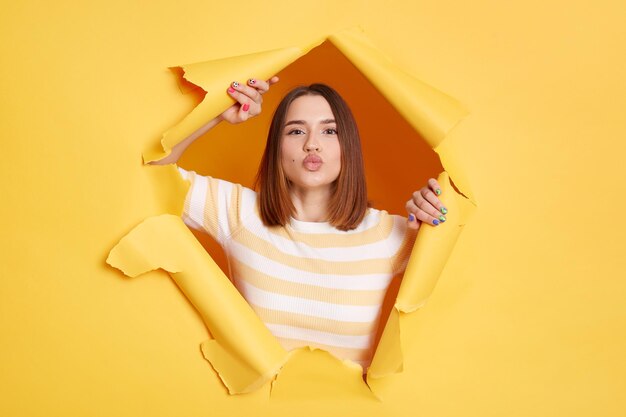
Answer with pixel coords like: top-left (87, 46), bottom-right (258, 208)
top-left (287, 129), bottom-right (305, 135)
top-left (324, 128), bottom-right (338, 135)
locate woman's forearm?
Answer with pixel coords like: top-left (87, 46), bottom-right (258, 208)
top-left (150, 116), bottom-right (222, 165)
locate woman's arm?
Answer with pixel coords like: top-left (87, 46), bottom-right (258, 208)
top-left (150, 76), bottom-right (279, 165)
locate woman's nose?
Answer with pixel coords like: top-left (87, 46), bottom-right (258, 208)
top-left (304, 133), bottom-right (321, 152)
top-left (305, 143), bottom-right (320, 152)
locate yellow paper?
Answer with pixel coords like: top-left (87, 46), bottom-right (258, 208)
top-left (395, 172), bottom-right (474, 313)
top-left (107, 214), bottom-right (288, 394)
top-left (270, 348), bottom-right (377, 400)
top-left (368, 171), bottom-right (475, 385)
top-left (6, 1), bottom-right (624, 414)
top-left (329, 28), bottom-right (469, 148)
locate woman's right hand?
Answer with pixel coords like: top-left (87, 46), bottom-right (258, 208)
top-left (149, 76), bottom-right (279, 165)
top-left (219, 76), bottom-right (280, 124)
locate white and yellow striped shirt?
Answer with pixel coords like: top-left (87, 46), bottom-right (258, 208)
top-left (178, 168), bottom-right (417, 368)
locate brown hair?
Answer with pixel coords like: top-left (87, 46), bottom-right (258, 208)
top-left (254, 84), bottom-right (368, 231)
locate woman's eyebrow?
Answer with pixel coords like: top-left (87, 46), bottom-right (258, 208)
top-left (284, 119), bottom-right (336, 127)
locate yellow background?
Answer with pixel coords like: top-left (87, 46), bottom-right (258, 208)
top-left (1, 0), bottom-right (625, 416)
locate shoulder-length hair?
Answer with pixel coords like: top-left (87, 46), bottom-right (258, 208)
top-left (254, 83), bottom-right (368, 231)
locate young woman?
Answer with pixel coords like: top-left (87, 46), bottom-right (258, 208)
top-left (153, 77), bottom-right (447, 368)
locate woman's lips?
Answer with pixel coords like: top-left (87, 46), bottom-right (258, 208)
top-left (303, 155), bottom-right (323, 171)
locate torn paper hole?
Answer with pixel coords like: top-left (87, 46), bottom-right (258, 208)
top-left (108, 26), bottom-right (476, 396)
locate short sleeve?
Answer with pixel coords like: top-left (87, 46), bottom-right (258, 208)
top-left (388, 215), bottom-right (418, 274)
top-left (177, 167), bottom-right (246, 245)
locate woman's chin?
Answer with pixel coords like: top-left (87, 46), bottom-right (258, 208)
top-left (289, 178), bottom-right (336, 192)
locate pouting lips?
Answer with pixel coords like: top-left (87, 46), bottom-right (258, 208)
top-left (303, 155), bottom-right (323, 171)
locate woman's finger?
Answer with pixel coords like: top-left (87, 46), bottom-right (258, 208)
top-left (421, 183), bottom-right (448, 215)
top-left (227, 83), bottom-right (250, 105)
top-left (237, 101), bottom-right (251, 122)
top-left (405, 200), bottom-right (421, 230)
top-left (428, 178), bottom-right (442, 196)
top-left (247, 75), bottom-right (279, 94)
top-left (230, 81), bottom-right (262, 104)
top-left (247, 78), bottom-right (269, 94)
top-left (411, 191), bottom-right (446, 225)
top-left (413, 190), bottom-right (444, 219)
top-left (406, 199), bottom-right (439, 228)
top-left (247, 78), bottom-right (267, 96)
top-left (227, 82), bottom-right (265, 118)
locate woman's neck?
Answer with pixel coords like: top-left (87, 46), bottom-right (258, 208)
top-left (289, 186), bottom-right (332, 222)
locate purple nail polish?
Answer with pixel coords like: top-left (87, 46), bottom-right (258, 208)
top-left (408, 214), bottom-right (415, 222)
top-left (433, 219), bottom-right (440, 225)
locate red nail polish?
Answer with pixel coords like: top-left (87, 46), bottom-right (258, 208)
top-left (228, 87), bottom-right (235, 93)
top-left (242, 103), bottom-right (250, 111)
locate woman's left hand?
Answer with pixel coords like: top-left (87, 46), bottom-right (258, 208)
top-left (405, 178), bottom-right (448, 229)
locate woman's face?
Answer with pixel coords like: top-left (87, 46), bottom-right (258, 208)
top-left (280, 95), bottom-right (342, 193)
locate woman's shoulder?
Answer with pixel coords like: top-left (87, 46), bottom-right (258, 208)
top-left (347, 207), bottom-right (406, 236)
top-left (364, 206), bottom-right (407, 224)
top-left (363, 207), bottom-right (414, 241)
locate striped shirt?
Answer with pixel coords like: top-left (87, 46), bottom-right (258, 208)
top-left (178, 167), bottom-right (417, 368)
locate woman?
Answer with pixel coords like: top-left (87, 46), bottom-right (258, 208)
top-left (153, 77), bottom-right (447, 368)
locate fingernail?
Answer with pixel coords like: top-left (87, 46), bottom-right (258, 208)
top-left (438, 215), bottom-right (446, 222)
top-left (248, 78), bottom-right (256, 84)
top-left (227, 87), bottom-right (235, 93)
top-left (242, 103), bottom-right (250, 112)
top-left (435, 189), bottom-right (442, 196)
top-left (433, 219), bottom-right (440, 226)
top-left (232, 81), bottom-right (239, 88)
top-left (441, 207), bottom-right (448, 214)
top-left (408, 213), bottom-right (415, 222)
